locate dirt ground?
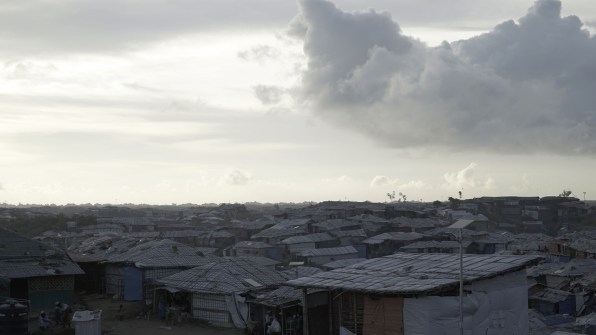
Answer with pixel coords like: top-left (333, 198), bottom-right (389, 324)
top-left (28, 294), bottom-right (244, 335)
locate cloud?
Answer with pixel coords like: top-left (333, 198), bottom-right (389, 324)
top-left (238, 45), bottom-right (280, 62)
top-left (0, 1), bottom-right (297, 56)
top-left (3, 61), bottom-right (57, 80)
top-left (222, 169), bottom-right (252, 186)
top-left (370, 175), bottom-right (399, 187)
top-left (442, 163), bottom-right (496, 194)
top-left (443, 163), bottom-right (479, 190)
top-left (484, 177), bottom-right (496, 190)
top-left (511, 174), bottom-right (532, 193)
top-left (253, 85), bottom-right (285, 105)
top-left (399, 180), bottom-right (426, 190)
top-left (292, 0), bottom-right (596, 155)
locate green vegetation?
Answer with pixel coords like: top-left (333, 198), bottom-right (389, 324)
top-left (0, 214), bottom-right (96, 238)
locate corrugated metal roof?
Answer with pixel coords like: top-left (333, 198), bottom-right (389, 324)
top-left (530, 288), bottom-right (571, 303)
top-left (281, 233), bottom-right (335, 244)
top-left (281, 266), bottom-right (323, 279)
top-left (160, 230), bottom-right (202, 238)
top-left (251, 219), bottom-right (311, 239)
top-left (399, 240), bottom-right (472, 250)
top-left (286, 252), bottom-right (542, 295)
top-left (391, 217), bottom-right (444, 228)
top-left (528, 259), bottom-right (596, 278)
top-left (157, 258), bottom-right (288, 294)
top-left (251, 286), bottom-right (303, 307)
top-left (328, 229), bottom-right (367, 238)
top-left (347, 214), bottom-right (388, 223)
top-left (234, 241), bottom-right (273, 249)
top-left (362, 232), bottom-right (425, 244)
top-left (0, 227), bottom-right (60, 259)
top-left (323, 258), bottom-right (367, 270)
top-left (311, 219), bottom-right (361, 231)
top-left (298, 246), bottom-right (358, 257)
top-left (0, 227), bottom-right (84, 278)
top-left (106, 239), bottom-right (218, 268)
top-left (0, 258), bottom-right (84, 278)
top-left (67, 235), bottom-right (154, 263)
top-left (224, 256), bottom-right (280, 267)
top-left (448, 219), bottom-right (477, 229)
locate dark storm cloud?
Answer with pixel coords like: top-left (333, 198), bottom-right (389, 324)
top-left (0, 0), bottom-right (296, 56)
top-left (292, 0), bottom-right (596, 154)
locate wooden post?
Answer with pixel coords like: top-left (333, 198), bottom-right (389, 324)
top-left (328, 291), bottom-right (333, 334)
top-left (302, 288), bottom-right (309, 335)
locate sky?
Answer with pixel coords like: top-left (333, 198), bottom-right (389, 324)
top-left (0, 0), bottom-right (595, 205)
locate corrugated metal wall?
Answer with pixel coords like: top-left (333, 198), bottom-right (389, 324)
top-left (143, 267), bottom-right (186, 300)
top-left (104, 264), bottom-right (124, 298)
top-left (192, 293), bottom-right (232, 327)
top-left (289, 242), bottom-right (316, 254)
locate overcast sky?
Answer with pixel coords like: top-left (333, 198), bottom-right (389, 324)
top-left (1, 0), bottom-right (595, 205)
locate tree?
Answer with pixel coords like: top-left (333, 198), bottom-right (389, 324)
top-left (398, 192), bottom-right (407, 202)
top-left (387, 191), bottom-right (396, 202)
top-left (448, 197), bottom-right (461, 209)
top-left (559, 190), bottom-right (573, 197)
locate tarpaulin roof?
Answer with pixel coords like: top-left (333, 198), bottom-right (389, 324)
top-left (286, 252), bottom-right (542, 295)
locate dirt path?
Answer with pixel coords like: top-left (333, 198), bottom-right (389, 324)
top-left (28, 294), bottom-right (244, 335)
top-left (102, 318), bottom-right (243, 335)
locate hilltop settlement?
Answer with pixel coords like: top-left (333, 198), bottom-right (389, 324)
top-left (1, 195), bottom-right (596, 334)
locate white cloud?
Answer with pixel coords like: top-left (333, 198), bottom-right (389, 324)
top-left (238, 45), bottom-right (280, 62)
top-left (484, 177), bottom-right (496, 190)
top-left (221, 169), bottom-right (252, 186)
top-left (292, 0), bottom-right (596, 155)
top-left (511, 174), bottom-right (532, 193)
top-left (443, 163), bottom-right (479, 190)
top-left (399, 180), bottom-right (426, 190)
top-left (370, 175), bottom-right (399, 187)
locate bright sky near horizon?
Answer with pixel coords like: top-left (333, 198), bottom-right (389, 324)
top-left (0, 0), bottom-right (595, 205)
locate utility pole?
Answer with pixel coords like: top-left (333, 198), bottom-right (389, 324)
top-left (458, 228), bottom-right (464, 335)
top-left (302, 288), bottom-right (309, 335)
top-left (443, 229), bottom-right (465, 335)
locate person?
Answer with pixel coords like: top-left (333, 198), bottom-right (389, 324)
top-left (245, 313), bottom-right (257, 335)
top-left (166, 303), bottom-right (178, 326)
top-left (55, 301), bottom-right (73, 328)
top-left (295, 313), bottom-right (303, 335)
top-left (158, 297), bottom-right (166, 321)
top-left (266, 315), bottom-right (281, 335)
top-left (117, 304), bottom-right (125, 321)
top-left (53, 302), bottom-right (63, 326)
top-left (180, 297), bottom-right (191, 322)
top-left (38, 311), bottom-right (52, 331)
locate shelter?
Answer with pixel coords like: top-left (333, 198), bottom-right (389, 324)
top-left (156, 257), bottom-right (288, 328)
top-left (287, 252), bottom-right (542, 335)
top-left (297, 246), bottom-right (359, 267)
top-left (0, 227), bottom-right (83, 312)
top-left (281, 233), bottom-right (338, 256)
top-left (361, 232), bottom-right (425, 258)
top-left (102, 239), bottom-right (218, 301)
